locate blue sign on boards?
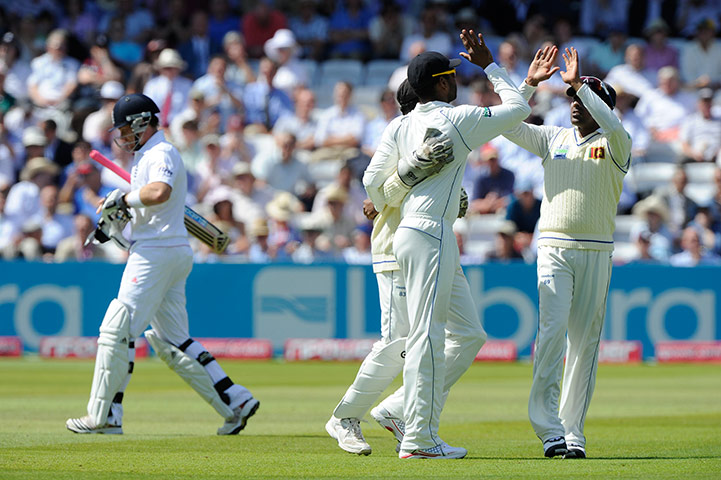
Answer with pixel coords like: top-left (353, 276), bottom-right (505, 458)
top-left (0, 262), bottom-right (718, 358)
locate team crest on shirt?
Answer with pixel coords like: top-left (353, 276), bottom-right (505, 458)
top-left (589, 147), bottom-right (605, 159)
top-left (482, 107), bottom-right (492, 117)
top-left (552, 145), bottom-right (569, 159)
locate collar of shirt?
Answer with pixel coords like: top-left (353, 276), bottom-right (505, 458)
top-left (135, 130), bottom-right (166, 158)
top-left (416, 100), bottom-right (453, 112)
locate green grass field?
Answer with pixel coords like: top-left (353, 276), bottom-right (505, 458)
top-left (1, 358), bottom-right (720, 479)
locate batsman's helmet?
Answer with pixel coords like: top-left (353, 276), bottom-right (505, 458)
top-left (111, 93), bottom-right (160, 152)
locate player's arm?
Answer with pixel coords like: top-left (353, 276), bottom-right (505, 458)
top-left (125, 182), bottom-right (171, 206)
top-left (363, 120), bottom-right (402, 210)
top-left (563, 48), bottom-right (632, 168)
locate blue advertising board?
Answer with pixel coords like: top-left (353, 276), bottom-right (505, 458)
top-left (1, 262), bottom-right (718, 358)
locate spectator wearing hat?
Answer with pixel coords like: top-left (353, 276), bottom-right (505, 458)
top-left (27, 29), bottom-right (79, 110)
top-left (604, 44), bottom-right (656, 99)
top-left (82, 80), bottom-right (125, 144)
top-left (195, 134), bottom-right (238, 202)
top-left (265, 190), bottom-right (303, 254)
top-left (222, 32), bottom-right (256, 88)
top-left (179, 10), bottom-right (221, 79)
top-left (318, 183), bottom-right (355, 252)
top-left (631, 194), bottom-right (674, 261)
top-left (485, 220), bottom-right (524, 262)
top-left (4, 156), bottom-right (59, 245)
top-left (290, 0), bottom-right (328, 61)
top-left (642, 18), bottom-right (679, 73)
top-left (291, 213), bottom-right (336, 263)
top-left (242, 0), bottom-right (288, 59)
top-left (242, 57), bottom-right (293, 133)
top-left (54, 213), bottom-right (110, 262)
top-left (327, 0), bottom-right (373, 61)
top-left (470, 143), bottom-right (515, 215)
top-left (143, 48), bottom-right (193, 128)
top-left (191, 55), bottom-right (244, 132)
top-left (0, 32), bottom-right (31, 102)
top-left (229, 161), bottom-right (275, 227)
top-left (59, 160), bottom-right (112, 224)
top-left (670, 226), bottom-right (721, 266)
top-left (313, 162), bottom-right (366, 224)
top-left (247, 216), bottom-right (287, 262)
top-left (272, 87), bottom-right (318, 151)
top-left (679, 88), bottom-right (721, 163)
top-left (264, 29), bottom-right (308, 96)
top-left (2, 218), bottom-right (44, 261)
top-left (126, 38), bottom-right (167, 95)
top-left (681, 18), bottom-right (721, 89)
top-left (21, 126), bottom-right (48, 166)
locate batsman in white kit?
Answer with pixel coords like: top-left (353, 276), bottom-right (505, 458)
top-left (66, 94), bottom-right (259, 435)
top-left (360, 31), bottom-right (530, 459)
top-left (502, 47), bottom-right (632, 458)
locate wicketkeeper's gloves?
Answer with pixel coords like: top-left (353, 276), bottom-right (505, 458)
top-left (397, 128), bottom-right (454, 186)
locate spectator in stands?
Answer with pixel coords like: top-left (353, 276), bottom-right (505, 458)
top-left (0, 116), bottom-right (14, 188)
top-left (191, 55), bottom-right (244, 131)
top-left (485, 220), bottom-right (524, 262)
top-left (0, 184), bottom-right (11, 252)
top-left (604, 44), bottom-right (656, 99)
top-left (264, 29), bottom-right (309, 96)
top-left (496, 39), bottom-right (529, 88)
top-left (76, 34), bottom-right (123, 95)
top-left (613, 86), bottom-right (649, 163)
top-left (229, 162), bottom-right (275, 227)
top-left (289, 0), bottom-right (329, 61)
top-left (669, 226), bottom-right (721, 266)
top-left (680, 18), bottom-right (721, 89)
top-left (361, 89), bottom-right (399, 158)
top-left (327, 0), bottom-right (373, 60)
top-left (222, 32), bottom-right (256, 88)
top-left (4, 156), bottom-right (58, 247)
top-left (369, 0), bottom-right (413, 60)
top-left (579, 0), bottom-right (630, 36)
top-left (35, 184), bottom-right (73, 254)
top-left (470, 144), bottom-right (515, 215)
top-left (635, 66), bottom-right (696, 147)
top-left (342, 223), bottom-right (372, 264)
top-left (710, 167), bottom-right (721, 224)
top-left (643, 19), bottom-right (679, 72)
top-left (179, 10), bottom-right (221, 80)
top-left (99, 0), bottom-right (155, 44)
top-left (264, 132), bottom-right (315, 201)
top-left (0, 33), bottom-right (31, 103)
top-left (27, 29), bottom-right (79, 111)
top-left (654, 167), bottom-right (699, 235)
top-left (587, 29), bottom-right (627, 77)
top-left (42, 119), bottom-right (72, 168)
top-left (388, 40), bottom-right (425, 92)
top-left (631, 195), bottom-right (674, 261)
top-left (60, 161), bottom-right (111, 224)
top-left (247, 216), bottom-right (287, 262)
top-left (21, 126), bottom-right (47, 167)
top-left (273, 87), bottom-right (318, 151)
top-left (203, 185), bottom-right (247, 255)
top-left (176, 120), bottom-right (204, 189)
top-left (208, 0), bottom-right (241, 48)
top-left (312, 81), bottom-right (365, 162)
top-left (143, 48), bottom-right (192, 128)
top-left (313, 162), bottom-right (366, 224)
top-left (170, 89), bottom-right (207, 148)
top-left (399, 5), bottom-right (451, 63)
top-left (687, 206), bottom-right (721, 254)
top-left (106, 15), bottom-right (144, 68)
top-left (82, 81), bottom-right (124, 145)
top-left (453, 223), bottom-right (484, 265)
top-left (505, 177), bottom-right (541, 253)
top-left (125, 38), bottom-right (166, 95)
top-left (3, 218), bottom-right (43, 261)
top-left (195, 134), bottom-right (237, 204)
top-left (676, 1), bottom-right (721, 38)
top-left (54, 213), bottom-right (109, 262)
top-left (679, 88), bottom-right (721, 163)
top-left (291, 213), bottom-right (336, 263)
top-left (242, 0), bottom-right (288, 59)
top-left (627, 228), bottom-right (665, 264)
top-left (265, 190), bottom-right (303, 254)
top-left (318, 184), bottom-right (355, 252)
top-left (243, 57), bottom-right (294, 133)
top-left (220, 114), bottom-right (255, 165)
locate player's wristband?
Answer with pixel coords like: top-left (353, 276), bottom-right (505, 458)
top-left (124, 190), bottom-right (145, 208)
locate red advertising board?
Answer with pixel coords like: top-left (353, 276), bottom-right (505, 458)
top-left (598, 340), bottom-right (643, 363)
top-left (38, 337), bottom-right (149, 358)
top-left (284, 338), bottom-right (377, 361)
top-left (194, 338), bottom-right (273, 359)
top-left (0, 336), bottom-right (22, 356)
top-left (474, 341), bottom-right (518, 362)
top-left (655, 341), bottom-right (721, 363)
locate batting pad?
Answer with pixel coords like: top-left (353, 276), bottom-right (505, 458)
top-left (87, 299), bottom-right (131, 426)
top-left (145, 330), bottom-right (234, 419)
top-left (333, 338), bottom-right (406, 419)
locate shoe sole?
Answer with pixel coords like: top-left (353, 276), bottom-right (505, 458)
top-left (399, 451), bottom-right (467, 459)
top-left (370, 411), bottom-right (404, 443)
top-left (544, 446), bottom-right (568, 458)
top-left (564, 449), bottom-right (586, 459)
top-left (66, 420), bottom-right (123, 435)
top-left (325, 419), bottom-right (372, 456)
top-left (224, 400), bottom-right (260, 435)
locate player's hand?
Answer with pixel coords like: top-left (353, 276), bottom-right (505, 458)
top-left (362, 198), bottom-right (378, 220)
top-left (560, 47), bottom-right (581, 89)
top-left (526, 45), bottom-right (560, 87)
top-left (459, 29), bottom-right (493, 69)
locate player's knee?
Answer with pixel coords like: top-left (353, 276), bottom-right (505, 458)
top-left (99, 299), bottom-right (131, 345)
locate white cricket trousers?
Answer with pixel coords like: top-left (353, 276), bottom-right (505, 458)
top-left (529, 246), bottom-right (613, 448)
top-left (118, 242), bottom-right (194, 344)
top-left (394, 215), bottom-right (486, 451)
top-left (333, 270), bottom-right (409, 419)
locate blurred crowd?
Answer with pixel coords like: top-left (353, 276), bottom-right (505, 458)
top-left (1, 0), bottom-right (721, 266)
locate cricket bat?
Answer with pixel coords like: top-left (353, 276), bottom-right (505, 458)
top-left (89, 150), bottom-right (230, 254)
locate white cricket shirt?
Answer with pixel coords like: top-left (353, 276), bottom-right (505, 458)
top-left (129, 130), bottom-right (189, 245)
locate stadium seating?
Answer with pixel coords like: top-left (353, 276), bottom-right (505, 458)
top-left (363, 59), bottom-right (403, 87)
top-left (317, 59), bottom-right (365, 87)
top-left (626, 162), bottom-right (677, 196)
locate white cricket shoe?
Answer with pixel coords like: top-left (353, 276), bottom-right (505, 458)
top-left (66, 415), bottom-right (123, 434)
top-left (399, 441), bottom-right (467, 459)
top-left (325, 416), bottom-right (372, 455)
top-left (370, 405), bottom-right (405, 443)
top-left (543, 436), bottom-right (568, 457)
top-left (218, 397), bottom-right (260, 435)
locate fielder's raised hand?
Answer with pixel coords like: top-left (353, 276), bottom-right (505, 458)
top-left (525, 45), bottom-right (560, 87)
top-left (561, 47), bottom-right (582, 92)
top-left (459, 29), bottom-right (493, 69)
